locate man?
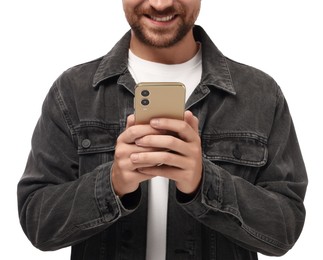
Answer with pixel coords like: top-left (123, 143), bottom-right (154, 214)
top-left (18, 0), bottom-right (307, 259)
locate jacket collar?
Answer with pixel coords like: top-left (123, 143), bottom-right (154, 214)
top-left (92, 25), bottom-right (236, 95)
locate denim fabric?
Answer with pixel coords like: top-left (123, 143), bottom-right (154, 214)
top-left (17, 26), bottom-right (307, 260)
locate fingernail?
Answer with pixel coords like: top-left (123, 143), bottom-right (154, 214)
top-left (151, 119), bottom-right (159, 126)
top-left (135, 138), bottom-right (142, 145)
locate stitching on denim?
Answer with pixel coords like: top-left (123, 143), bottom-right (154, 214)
top-left (78, 147), bottom-right (115, 155)
top-left (203, 131), bottom-right (268, 144)
top-left (203, 154), bottom-right (267, 167)
top-left (53, 84), bottom-right (77, 138)
top-left (94, 164), bottom-right (120, 221)
top-left (35, 217), bottom-right (106, 250)
top-left (94, 166), bottom-right (106, 218)
top-left (75, 121), bottom-right (120, 130)
top-left (216, 166), bottom-right (223, 206)
top-left (222, 56), bottom-right (235, 92)
top-left (241, 224), bottom-right (290, 251)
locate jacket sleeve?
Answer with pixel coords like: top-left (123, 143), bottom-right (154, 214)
top-left (17, 84), bottom-right (135, 251)
top-left (178, 87), bottom-right (307, 256)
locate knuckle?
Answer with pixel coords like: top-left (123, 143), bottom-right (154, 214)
top-left (165, 137), bottom-right (174, 147)
top-left (191, 145), bottom-right (201, 155)
top-left (162, 152), bottom-right (172, 163)
top-left (178, 123), bottom-right (189, 133)
top-left (115, 135), bottom-right (123, 145)
top-left (127, 127), bottom-right (137, 140)
top-left (114, 147), bottom-right (124, 160)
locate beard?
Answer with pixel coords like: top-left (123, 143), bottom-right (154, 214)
top-left (126, 4), bottom-right (198, 48)
top-left (131, 21), bottom-right (193, 49)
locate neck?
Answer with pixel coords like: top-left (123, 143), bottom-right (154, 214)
top-left (129, 30), bottom-right (198, 64)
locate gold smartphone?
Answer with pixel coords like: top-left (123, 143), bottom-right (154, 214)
top-left (134, 82), bottom-right (186, 124)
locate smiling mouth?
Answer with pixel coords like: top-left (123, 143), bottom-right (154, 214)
top-left (148, 15), bottom-right (176, 22)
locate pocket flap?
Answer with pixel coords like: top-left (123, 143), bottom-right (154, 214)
top-left (75, 122), bottom-right (120, 154)
top-left (203, 133), bottom-right (268, 167)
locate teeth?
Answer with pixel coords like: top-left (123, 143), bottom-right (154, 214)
top-left (150, 15), bottom-right (174, 22)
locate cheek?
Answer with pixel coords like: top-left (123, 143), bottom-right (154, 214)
top-left (188, 1), bottom-right (201, 18)
top-left (123, 8), bottom-right (136, 24)
top-left (123, 0), bottom-right (143, 10)
top-left (122, 1), bottom-right (134, 15)
top-left (192, 6), bottom-right (201, 20)
top-left (123, 1), bottom-right (142, 22)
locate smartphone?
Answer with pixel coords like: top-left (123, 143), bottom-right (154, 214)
top-left (134, 82), bottom-right (186, 124)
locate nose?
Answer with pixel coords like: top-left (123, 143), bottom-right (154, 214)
top-left (148, 0), bottom-right (174, 11)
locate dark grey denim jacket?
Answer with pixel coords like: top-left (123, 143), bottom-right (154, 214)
top-left (18, 26), bottom-right (307, 260)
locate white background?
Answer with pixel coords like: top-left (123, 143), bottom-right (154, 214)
top-left (1, 0), bottom-right (322, 259)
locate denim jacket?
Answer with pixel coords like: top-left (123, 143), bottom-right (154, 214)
top-left (18, 26), bottom-right (307, 260)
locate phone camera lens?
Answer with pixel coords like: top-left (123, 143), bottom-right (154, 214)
top-left (141, 90), bottom-right (150, 97)
top-left (141, 99), bottom-right (149, 106)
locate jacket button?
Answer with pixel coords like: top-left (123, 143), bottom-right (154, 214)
top-left (81, 139), bottom-right (91, 148)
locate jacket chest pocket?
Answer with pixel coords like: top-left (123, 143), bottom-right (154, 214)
top-left (75, 122), bottom-right (120, 176)
top-left (202, 132), bottom-right (268, 183)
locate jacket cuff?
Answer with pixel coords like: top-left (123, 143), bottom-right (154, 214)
top-left (95, 162), bottom-right (141, 222)
top-left (95, 162), bottom-right (121, 222)
top-left (177, 158), bottom-right (224, 217)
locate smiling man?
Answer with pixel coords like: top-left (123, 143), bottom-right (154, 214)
top-left (18, 1), bottom-right (307, 260)
top-left (123, 0), bottom-right (200, 60)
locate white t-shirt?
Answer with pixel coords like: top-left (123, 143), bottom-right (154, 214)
top-left (128, 47), bottom-right (202, 260)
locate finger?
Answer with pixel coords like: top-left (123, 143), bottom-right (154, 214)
top-left (118, 124), bottom-right (166, 144)
top-left (184, 111), bottom-right (199, 133)
top-left (130, 152), bottom-right (171, 168)
top-left (135, 134), bottom-right (186, 155)
top-left (115, 143), bottom-right (161, 170)
top-left (137, 163), bottom-right (202, 194)
top-left (137, 165), bottom-right (179, 179)
top-left (126, 114), bottom-right (135, 128)
top-left (130, 151), bottom-right (189, 169)
top-left (150, 117), bottom-right (198, 142)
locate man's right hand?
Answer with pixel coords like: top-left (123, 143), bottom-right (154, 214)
top-left (111, 114), bottom-right (164, 197)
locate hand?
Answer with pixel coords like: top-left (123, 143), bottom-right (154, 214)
top-left (130, 111), bottom-right (203, 195)
top-left (111, 115), bottom-right (165, 197)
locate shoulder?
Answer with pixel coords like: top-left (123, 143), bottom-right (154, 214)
top-left (225, 56), bottom-right (281, 99)
top-left (48, 56), bottom-right (105, 108)
top-left (226, 57), bottom-right (276, 87)
top-left (56, 56), bottom-right (104, 89)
